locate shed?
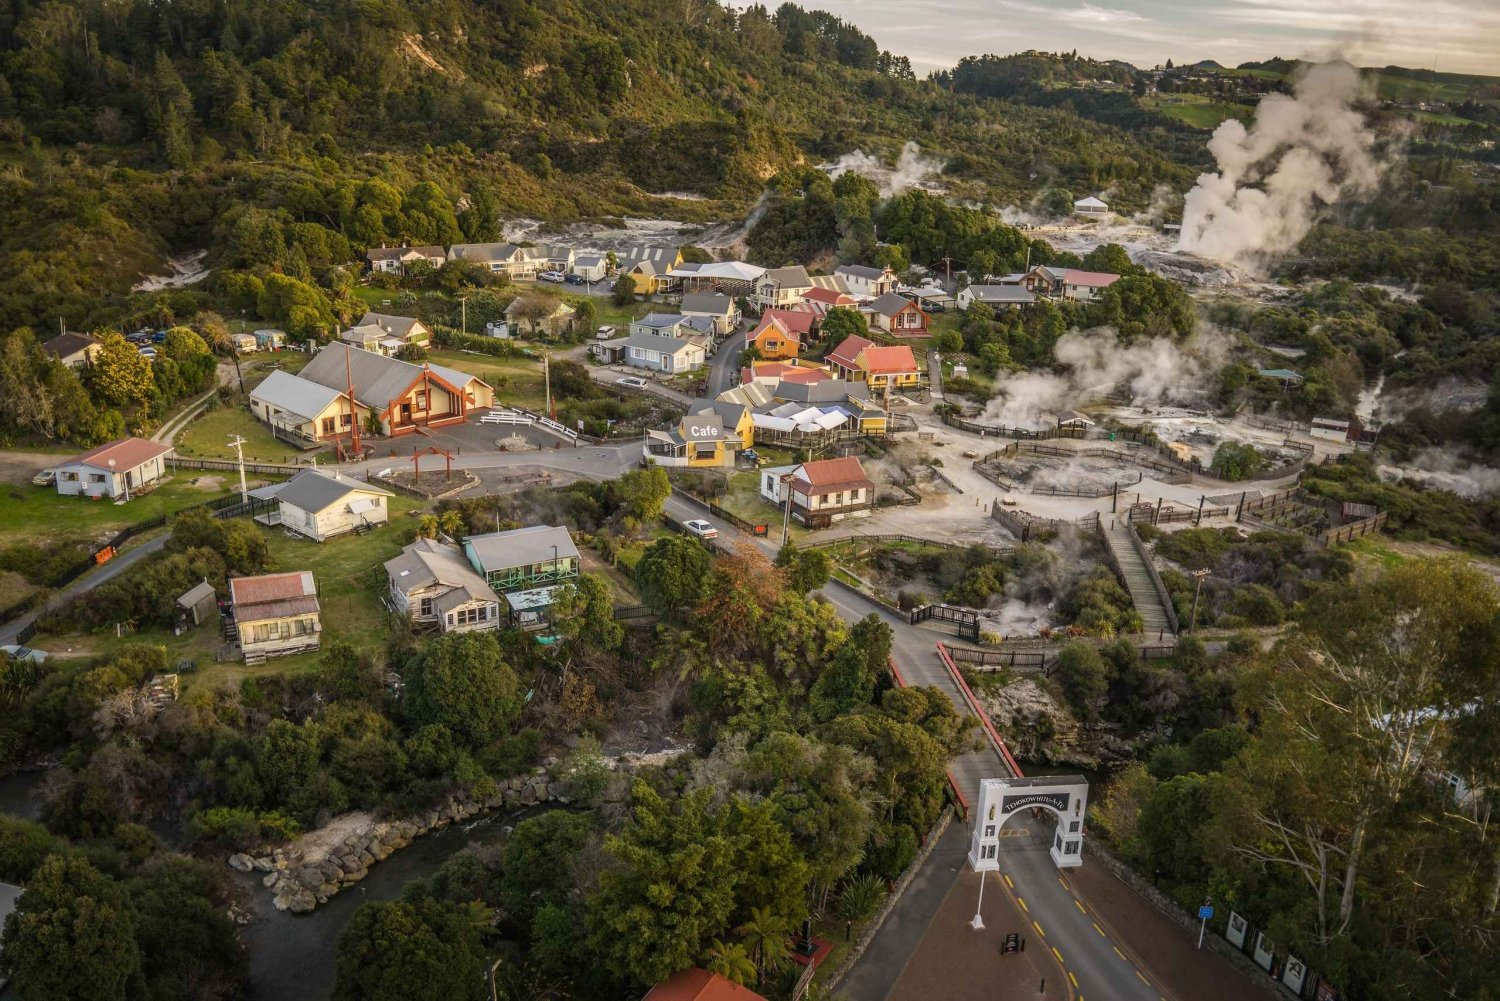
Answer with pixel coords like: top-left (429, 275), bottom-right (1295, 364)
top-left (176, 581), bottom-right (219, 627)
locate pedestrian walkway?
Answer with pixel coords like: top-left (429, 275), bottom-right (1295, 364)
top-left (1103, 521), bottom-right (1173, 634)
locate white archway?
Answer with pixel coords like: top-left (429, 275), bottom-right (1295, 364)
top-left (967, 776), bottom-right (1089, 870)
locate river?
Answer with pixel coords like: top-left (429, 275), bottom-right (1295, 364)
top-left (0, 768), bottom-right (546, 1001)
top-left (235, 805), bottom-right (549, 1001)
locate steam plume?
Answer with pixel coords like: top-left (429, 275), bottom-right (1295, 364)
top-left (1176, 62), bottom-right (1384, 271)
top-left (984, 327), bottom-right (1230, 428)
top-left (824, 141), bottom-right (945, 197)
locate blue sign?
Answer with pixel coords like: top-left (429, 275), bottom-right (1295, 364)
top-left (1199, 905), bottom-right (1215, 920)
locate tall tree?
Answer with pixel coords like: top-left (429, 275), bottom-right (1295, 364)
top-left (403, 632), bottom-right (521, 748)
top-left (0, 855), bottom-right (144, 1001)
top-left (333, 896), bottom-right (488, 1001)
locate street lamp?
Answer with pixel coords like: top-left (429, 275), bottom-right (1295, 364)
top-left (1188, 568), bottom-right (1211, 634)
top-left (970, 871), bottom-right (986, 931)
top-left (780, 472), bottom-right (795, 545)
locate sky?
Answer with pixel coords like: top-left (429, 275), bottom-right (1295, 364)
top-left (781, 0), bottom-right (1500, 77)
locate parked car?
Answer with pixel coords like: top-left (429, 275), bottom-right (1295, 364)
top-left (30, 469), bottom-right (55, 486)
top-left (596, 325), bottom-right (617, 340)
top-left (682, 520), bottom-right (718, 540)
top-left (616, 376), bottom-right (648, 389)
top-left (0, 645), bottom-right (48, 665)
top-left (538, 271), bottom-right (566, 283)
top-left (138, 346), bottom-right (157, 359)
top-left (565, 274), bottom-right (585, 285)
top-left (151, 330), bottom-right (167, 343)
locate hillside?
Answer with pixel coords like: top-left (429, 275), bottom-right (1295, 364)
top-left (0, 0), bottom-right (1196, 332)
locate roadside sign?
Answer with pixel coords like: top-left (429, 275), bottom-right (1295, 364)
top-left (1199, 905), bottom-right (1214, 920)
top-left (1002, 933), bottom-right (1020, 955)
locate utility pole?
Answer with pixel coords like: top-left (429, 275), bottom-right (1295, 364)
top-left (459, 295), bottom-right (469, 337)
top-left (544, 351), bottom-right (553, 420)
top-left (780, 472), bottom-right (794, 546)
top-left (1188, 568), bottom-right (1211, 634)
top-left (228, 435), bottom-right (248, 503)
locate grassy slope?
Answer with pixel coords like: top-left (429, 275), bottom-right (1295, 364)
top-left (0, 477), bottom-right (237, 547)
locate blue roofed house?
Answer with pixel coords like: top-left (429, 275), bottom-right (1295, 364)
top-left (630, 313), bottom-right (687, 339)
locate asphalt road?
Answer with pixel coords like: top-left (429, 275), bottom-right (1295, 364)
top-left (707, 328), bottom-right (746, 397)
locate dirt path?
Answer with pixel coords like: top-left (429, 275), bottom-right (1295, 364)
top-left (153, 360), bottom-right (237, 444)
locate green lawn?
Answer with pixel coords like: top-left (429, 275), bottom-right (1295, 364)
top-left (423, 349), bottom-right (550, 410)
top-left (174, 403), bottom-right (301, 463)
top-left (0, 477), bottom-right (238, 547)
top-left (1145, 94), bottom-right (1252, 129)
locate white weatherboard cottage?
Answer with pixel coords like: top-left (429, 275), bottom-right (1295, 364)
top-left (272, 469), bottom-right (393, 542)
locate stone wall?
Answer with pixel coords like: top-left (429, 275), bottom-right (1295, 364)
top-left (228, 768), bottom-right (567, 913)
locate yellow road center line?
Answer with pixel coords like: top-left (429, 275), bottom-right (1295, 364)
top-left (1136, 970), bottom-right (1150, 985)
top-left (1074, 899), bottom-right (1087, 914)
top-left (1092, 922), bottom-right (1106, 937)
top-left (1018, 897), bottom-right (1029, 913)
top-left (1113, 946), bottom-right (1127, 961)
top-left (1004, 874), bottom-right (1015, 889)
top-left (1034, 920), bottom-right (1046, 938)
top-left (1069, 971), bottom-right (1080, 987)
top-left (1052, 946), bottom-right (1065, 964)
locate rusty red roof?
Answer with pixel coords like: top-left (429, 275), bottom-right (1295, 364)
top-left (859, 344), bottom-right (918, 375)
top-left (794, 456), bottom-right (873, 494)
top-left (643, 970), bottom-right (768, 1001)
top-left (67, 437), bottom-right (173, 473)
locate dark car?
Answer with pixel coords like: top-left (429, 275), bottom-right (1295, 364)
top-left (151, 330), bottom-right (167, 343)
top-left (565, 274), bottom-right (585, 285)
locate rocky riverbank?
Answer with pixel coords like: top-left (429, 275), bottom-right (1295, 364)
top-left (228, 769), bottom-right (568, 913)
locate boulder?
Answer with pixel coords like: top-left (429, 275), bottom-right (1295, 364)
top-left (519, 784), bottom-right (538, 805)
top-left (262, 872), bottom-right (280, 888)
top-left (228, 853), bottom-right (254, 872)
top-left (252, 856), bottom-right (275, 872)
top-left (274, 885), bottom-right (317, 913)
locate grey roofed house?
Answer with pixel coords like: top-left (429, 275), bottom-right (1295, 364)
top-left (385, 538), bottom-right (493, 603)
top-left (574, 254), bottom-right (605, 268)
top-left (763, 265), bottom-right (812, 288)
top-left (464, 525), bottom-right (580, 573)
top-left (275, 469), bottom-right (392, 515)
top-left (680, 292), bottom-right (734, 314)
top-left (41, 330), bottom-right (100, 363)
top-left (620, 246), bottom-right (678, 266)
top-left (252, 369), bottom-right (348, 421)
top-left (808, 274), bottom-right (849, 293)
top-left (356, 312), bottom-right (426, 339)
top-left (965, 285), bottom-right (1036, 305)
top-left (633, 313), bottom-right (685, 331)
top-left (773, 378), bottom-right (871, 406)
top-left (621, 332), bottom-right (699, 357)
top-left (867, 291), bottom-right (917, 316)
top-left (835, 264), bottom-right (887, 281)
top-left (686, 400), bottom-right (747, 431)
top-left (447, 242), bottom-right (528, 264)
top-left (300, 343), bottom-right (480, 411)
top-left (679, 315), bottom-right (717, 335)
top-left (367, 245), bottom-right (444, 262)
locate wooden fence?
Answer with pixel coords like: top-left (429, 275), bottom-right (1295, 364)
top-left (171, 455), bottom-right (307, 476)
top-left (1319, 511), bottom-right (1388, 546)
top-left (940, 412), bottom-right (1088, 441)
top-left (990, 503), bottom-right (1100, 542)
top-left (910, 603), bottom-right (980, 642)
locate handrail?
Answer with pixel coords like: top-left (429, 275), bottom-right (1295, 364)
top-left (936, 642), bottom-right (1024, 779)
top-left (1121, 513), bottom-right (1180, 635)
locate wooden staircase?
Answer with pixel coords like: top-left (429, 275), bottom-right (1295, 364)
top-left (1102, 522), bottom-right (1173, 635)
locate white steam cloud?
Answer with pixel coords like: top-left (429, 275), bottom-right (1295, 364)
top-left (824, 140), bottom-right (946, 198)
top-left (1176, 62), bottom-right (1385, 272)
top-left (985, 327), bottom-right (1231, 428)
top-left (1377, 448), bottom-right (1500, 499)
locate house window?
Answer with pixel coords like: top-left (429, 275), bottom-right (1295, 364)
top-left (834, 492), bottom-right (844, 506)
top-left (322, 417), bottom-right (335, 435)
top-left (415, 390), bottom-right (428, 410)
top-left (89, 473), bottom-right (106, 483)
top-left (419, 597), bottom-right (434, 617)
top-left (455, 606), bottom-right (489, 626)
top-left (341, 414), bottom-right (353, 428)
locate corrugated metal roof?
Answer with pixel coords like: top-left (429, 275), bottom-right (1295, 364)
top-left (276, 469), bottom-right (391, 514)
top-left (465, 526), bottom-right (579, 572)
top-left (252, 369), bottom-right (345, 421)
